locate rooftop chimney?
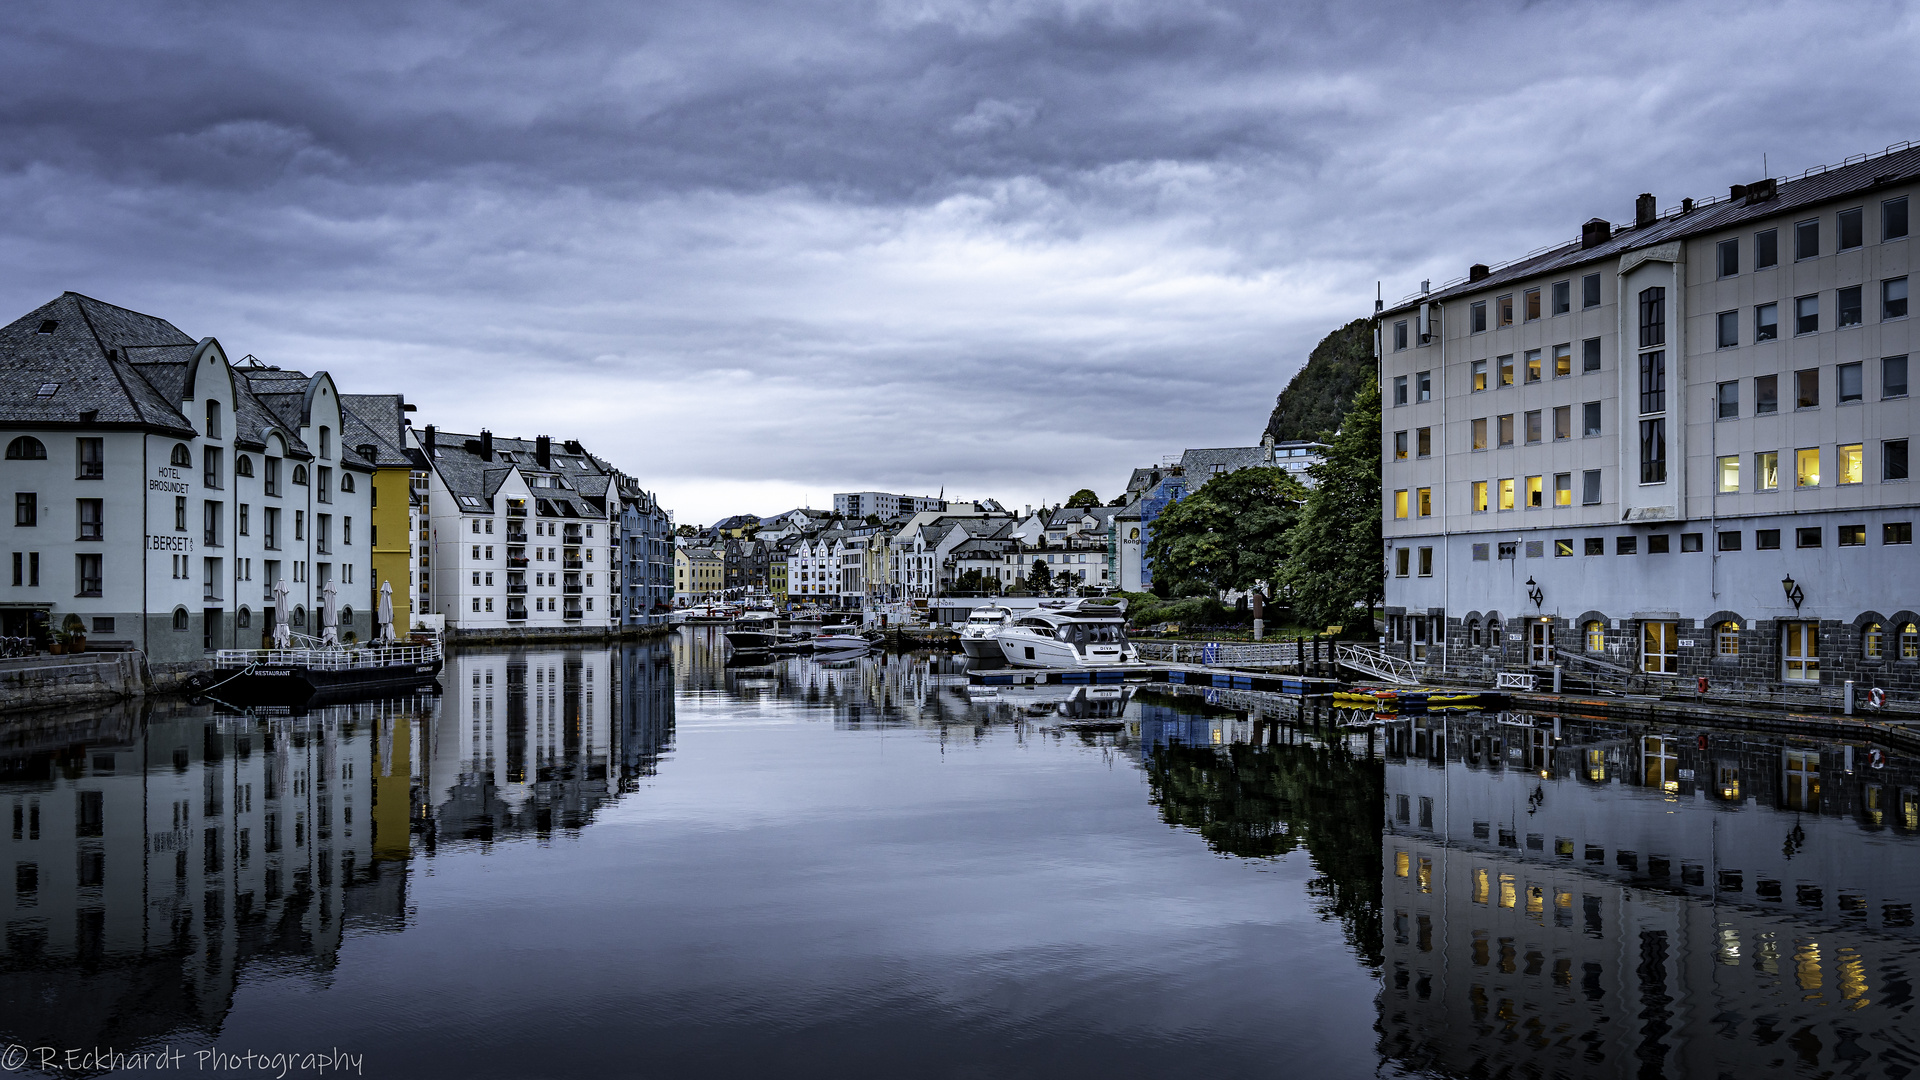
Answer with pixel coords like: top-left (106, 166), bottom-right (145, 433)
top-left (1580, 218), bottom-right (1612, 249)
top-left (1468, 264), bottom-right (1490, 282)
top-left (536, 435), bottom-right (551, 469)
top-left (1420, 279), bottom-right (1431, 294)
top-left (480, 428), bottom-right (493, 462)
top-left (423, 425), bottom-right (436, 458)
top-left (1635, 193), bottom-right (1656, 228)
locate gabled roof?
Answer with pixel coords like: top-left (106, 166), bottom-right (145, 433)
top-left (339, 394), bottom-right (414, 468)
top-left (0, 293), bottom-right (199, 434)
top-left (1180, 446), bottom-right (1271, 477)
top-left (1384, 142), bottom-right (1920, 316)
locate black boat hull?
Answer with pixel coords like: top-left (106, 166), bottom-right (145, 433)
top-left (207, 659), bottom-right (445, 704)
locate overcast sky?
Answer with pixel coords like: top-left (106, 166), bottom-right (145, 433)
top-left (3, 0), bottom-right (1914, 524)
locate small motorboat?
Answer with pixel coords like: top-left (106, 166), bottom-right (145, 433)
top-left (958, 604), bottom-right (1014, 660)
top-left (726, 612), bottom-right (784, 651)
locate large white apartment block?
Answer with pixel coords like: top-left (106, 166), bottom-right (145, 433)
top-left (833, 491), bottom-right (945, 519)
top-left (417, 429), bottom-right (620, 634)
top-left (1, 294), bottom-right (375, 664)
top-left (1379, 146), bottom-right (1918, 693)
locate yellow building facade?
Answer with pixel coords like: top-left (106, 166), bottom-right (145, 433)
top-left (342, 394), bottom-right (421, 634)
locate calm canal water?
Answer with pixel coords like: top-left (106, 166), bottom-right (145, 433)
top-left (2, 626), bottom-right (1916, 1078)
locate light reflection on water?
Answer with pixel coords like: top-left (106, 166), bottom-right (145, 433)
top-left (0, 627), bottom-right (1912, 1078)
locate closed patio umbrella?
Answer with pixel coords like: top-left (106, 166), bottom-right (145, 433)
top-left (271, 578), bottom-right (292, 650)
top-left (378, 580), bottom-right (395, 642)
top-left (320, 580), bottom-right (339, 646)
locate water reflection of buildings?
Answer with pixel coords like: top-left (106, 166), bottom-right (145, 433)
top-left (1377, 712), bottom-right (1920, 1078)
top-left (429, 640), bottom-right (676, 844)
top-left (2, 697), bottom-right (422, 1048)
top-left (2, 640), bottom-right (676, 1050)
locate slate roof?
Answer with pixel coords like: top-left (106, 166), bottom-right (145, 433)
top-left (1180, 446), bottom-right (1272, 485)
top-left (231, 365), bottom-right (379, 470)
top-left (339, 394), bottom-right (415, 468)
top-left (1384, 143), bottom-right (1920, 317)
top-left (0, 293), bottom-right (199, 434)
top-left (425, 429), bottom-right (623, 518)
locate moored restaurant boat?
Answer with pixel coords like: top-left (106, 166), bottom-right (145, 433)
top-left (194, 635), bottom-right (445, 705)
top-left (995, 599), bottom-right (1141, 669)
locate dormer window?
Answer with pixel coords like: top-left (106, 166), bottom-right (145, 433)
top-left (36, 320), bottom-right (56, 334)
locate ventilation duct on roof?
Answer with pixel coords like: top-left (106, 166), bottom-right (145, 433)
top-left (1581, 218), bottom-right (1612, 249)
top-left (1469, 264), bottom-right (1491, 282)
top-left (1741, 178), bottom-right (1777, 205)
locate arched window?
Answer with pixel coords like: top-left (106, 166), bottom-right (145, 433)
top-left (1716, 620), bottom-right (1740, 656)
top-left (341, 605), bottom-right (354, 627)
top-left (293, 605), bottom-right (307, 628)
top-left (170, 443), bottom-right (192, 467)
top-left (293, 464), bottom-right (308, 485)
top-left (235, 454), bottom-right (254, 478)
top-left (237, 607), bottom-right (251, 629)
top-left (319, 426), bottom-right (331, 459)
top-left (1864, 623), bottom-right (1884, 660)
top-left (1585, 620), bottom-right (1605, 652)
top-left (171, 607), bottom-right (189, 632)
top-left (340, 472), bottom-right (355, 493)
top-left (1468, 618), bottom-right (1482, 647)
top-left (1903, 623), bottom-right (1919, 661)
top-left (5, 436), bottom-right (46, 460)
top-left (1487, 619), bottom-right (1502, 647)
top-left (205, 399), bottom-right (222, 439)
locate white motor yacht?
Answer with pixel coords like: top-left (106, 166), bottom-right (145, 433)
top-left (958, 605), bottom-right (1014, 660)
top-left (994, 600), bottom-right (1141, 669)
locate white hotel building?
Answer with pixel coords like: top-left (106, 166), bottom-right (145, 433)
top-left (2, 294), bottom-right (374, 664)
top-left (1379, 146), bottom-right (1917, 694)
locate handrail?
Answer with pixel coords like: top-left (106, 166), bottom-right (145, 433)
top-left (214, 641), bottom-right (442, 671)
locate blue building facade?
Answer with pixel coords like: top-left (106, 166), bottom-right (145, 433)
top-left (1135, 475), bottom-right (1186, 592)
top-left (616, 478), bottom-right (675, 629)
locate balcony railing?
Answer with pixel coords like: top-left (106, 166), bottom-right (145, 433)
top-left (563, 584), bottom-right (584, 595)
top-left (507, 555), bottom-right (529, 568)
top-left (507, 584), bottom-right (528, 594)
top-left (506, 605), bottom-right (529, 621)
top-left (506, 530), bottom-right (528, 543)
top-left (506, 501), bottom-right (527, 518)
top-left (563, 525), bottom-right (583, 540)
top-left (564, 559), bottom-right (583, 570)
top-left (563, 605), bottom-right (583, 620)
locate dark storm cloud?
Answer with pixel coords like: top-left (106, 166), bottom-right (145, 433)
top-left (0, 0), bottom-right (1913, 520)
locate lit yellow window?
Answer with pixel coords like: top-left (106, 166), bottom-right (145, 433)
top-left (1526, 475), bottom-right (1543, 508)
top-left (1796, 447), bottom-right (1820, 487)
top-left (1417, 488), bottom-right (1432, 517)
top-left (1586, 620), bottom-right (1605, 651)
top-left (1838, 443), bottom-right (1863, 484)
top-left (1555, 474), bottom-right (1572, 506)
top-left (1395, 851), bottom-right (1410, 877)
top-left (1527, 885), bottom-right (1544, 915)
top-left (1718, 455), bottom-right (1740, 492)
top-left (1471, 481), bottom-right (1488, 512)
top-left (1394, 490), bottom-right (1409, 519)
top-left (1418, 857), bottom-right (1432, 893)
top-left (1473, 868), bottom-right (1490, 905)
top-left (1499, 873), bottom-right (1517, 909)
top-left (1498, 478), bottom-right (1515, 511)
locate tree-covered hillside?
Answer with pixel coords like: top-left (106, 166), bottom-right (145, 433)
top-left (1263, 317), bottom-right (1375, 443)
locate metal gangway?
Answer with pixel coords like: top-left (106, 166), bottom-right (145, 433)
top-left (1333, 642), bottom-right (1419, 685)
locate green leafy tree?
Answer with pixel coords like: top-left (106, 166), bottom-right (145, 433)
top-left (1282, 374), bottom-right (1383, 629)
top-left (1027, 558), bottom-right (1052, 593)
top-left (949, 569), bottom-right (999, 595)
top-left (1144, 467), bottom-right (1306, 600)
top-left (1066, 488), bottom-right (1101, 508)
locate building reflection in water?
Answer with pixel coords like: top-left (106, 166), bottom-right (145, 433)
top-left (1, 638), bottom-right (676, 1050)
top-left (0, 694), bottom-right (424, 1051)
top-left (1376, 711), bottom-right (1920, 1078)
